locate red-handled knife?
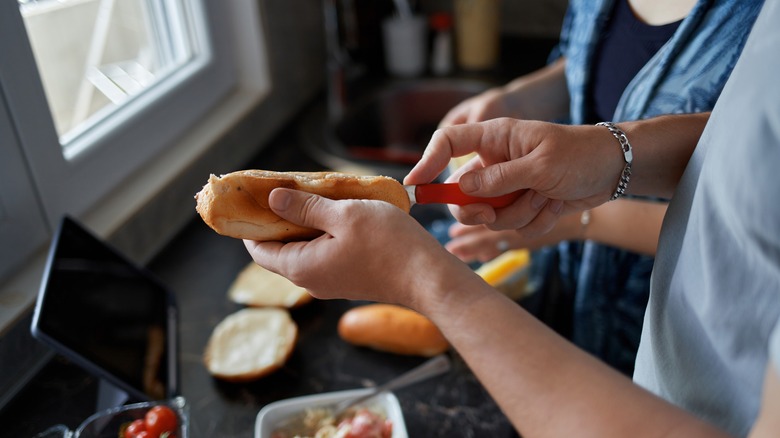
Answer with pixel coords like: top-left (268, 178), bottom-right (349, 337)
top-left (404, 183), bottom-right (521, 208)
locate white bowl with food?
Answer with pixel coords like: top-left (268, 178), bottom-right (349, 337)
top-left (255, 388), bottom-right (407, 438)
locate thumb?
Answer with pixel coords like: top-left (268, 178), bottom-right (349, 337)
top-left (268, 188), bottom-right (335, 231)
top-left (459, 159), bottom-right (532, 197)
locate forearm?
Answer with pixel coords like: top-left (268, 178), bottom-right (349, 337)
top-left (502, 57), bottom-right (570, 121)
top-left (419, 277), bottom-right (728, 437)
top-left (583, 199), bottom-right (666, 256)
top-left (618, 113), bottom-right (709, 199)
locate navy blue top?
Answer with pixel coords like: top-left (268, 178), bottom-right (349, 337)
top-left (587, 0), bottom-right (682, 123)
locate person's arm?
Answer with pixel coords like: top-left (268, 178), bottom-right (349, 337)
top-left (244, 188), bottom-right (729, 437)
top-left (439, 57), bottom-right (570, 127)
top-left (421, 267), bottom-right (727, 437)
top-left (446, 198), bottom-right (665, 262)
top-left (750, 364), bottom-right (780, 437)
top-left (582, 199), bottom-right (665, 256)
top-left (405, 114), bottom-right (709, 237)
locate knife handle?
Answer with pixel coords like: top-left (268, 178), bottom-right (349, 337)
top-left (415, 183), bottom-right (521, 208)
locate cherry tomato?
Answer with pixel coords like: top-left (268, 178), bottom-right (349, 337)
top-left (144, 405), bottom-right (178, 437)
top-left (135, 432), bottom-right (151, 438)
top-left (124, 419), bottom-right (146, 438)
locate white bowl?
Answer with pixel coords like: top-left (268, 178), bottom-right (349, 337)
top-left (255, 388), bottom-right (408, 438)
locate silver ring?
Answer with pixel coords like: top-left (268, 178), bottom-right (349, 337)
top-left (496, 240), bottom-right (510, 252)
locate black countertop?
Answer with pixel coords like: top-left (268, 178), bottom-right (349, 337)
top-left (1, 109), bottom-right (533, 438)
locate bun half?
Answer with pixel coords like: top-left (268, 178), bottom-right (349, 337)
top-left (228, 262), bottom-right (313, 308)
top-left (195, 170), bottom-right (411, 242)
top-left (204, 308), bottom-right (297, 382)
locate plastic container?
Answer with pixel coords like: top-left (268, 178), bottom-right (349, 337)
top-left (256, 389), bottom-right (407, 438)
top-left (382, 15), bottom-right (428, 77)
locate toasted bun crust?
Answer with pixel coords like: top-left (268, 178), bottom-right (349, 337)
top-left (204, 308), bottom-right (297, 382)
top-left (228, 262), bottom-right (313, 308)
top-left (337, 304), bottom-right (450, 357)
top-left (195, 170), bottom-right (411, 241)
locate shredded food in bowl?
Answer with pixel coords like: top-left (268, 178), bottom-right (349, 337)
top-left (272, 407), bottom-right (392, 438)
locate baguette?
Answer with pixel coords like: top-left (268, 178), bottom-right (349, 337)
top-left (195, 170), bottom-right (411, 242)
top-left (337, 304), bottom-right (450, 357)
top-left (228, 262), bottom-right (313, 308)
top-left (204, 308), bottom-right (297, 382)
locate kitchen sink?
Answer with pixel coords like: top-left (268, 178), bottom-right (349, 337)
top-left (300, 78), bottom-right (491, 180)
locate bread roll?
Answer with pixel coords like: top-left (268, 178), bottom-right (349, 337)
top-left (228, 262), bottom-right (313, 308)
top-left (337, 304), bottom-right (449, 357)
top-left (195, 170), bottom-right (411, 241)
top-left (204, 308), bottom-right (297, 382)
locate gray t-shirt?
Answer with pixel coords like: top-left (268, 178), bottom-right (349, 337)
top-left (632, 1), bottom-right (780, 436)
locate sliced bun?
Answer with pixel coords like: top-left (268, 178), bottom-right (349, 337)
top-left (204, 308), bottom-right (297, 382)
top-left (195, 170), bottom-right (411, 242)
top-left (228, 262), bottom-right (313, 308)
top-left (337, 304), bottom-right (449, 357)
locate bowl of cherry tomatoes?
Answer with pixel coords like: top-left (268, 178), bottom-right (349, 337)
top-left (79, 397), bottom-right (188, 438)
top-left (35, 397), bottom-right (189, 438)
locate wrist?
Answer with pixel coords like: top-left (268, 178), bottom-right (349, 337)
top-left (579, 210), bottom-right (591, 240)
top-left (596, 122), bottom-right (633, 201)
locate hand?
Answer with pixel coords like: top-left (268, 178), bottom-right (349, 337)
top-left (445, 213), bottom-right (582, 263)
top-left (439, 87), bottom-right (522, 127)
top-left (445, 224), bottom-right (521, 263)
top-left (243, 188), bottom-right (476, 308)
top-left (439, 58), bottom-right (569, 128)
top-left (405, 118), bottom-right (624, 236)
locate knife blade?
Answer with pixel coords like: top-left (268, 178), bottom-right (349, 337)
top-left (404, 183), bottom-right (521, 207)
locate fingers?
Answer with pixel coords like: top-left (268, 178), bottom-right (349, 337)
top-left (457, 153), bottom-right (539, 198)
top-left (405, 123), bottom-right (492, 185)
top-left (242, 188), bottom-right (338, 278)
top-left (408, 118), bottom-right (541, 195)
top-left (244, 238), bottom-right (286, 273)
top-left (439, 102), bottom-right (470, 127)
top-left (267, 188), bottom-right (337, 231)
top-left (438, 89), bottom-right (506, 128)
top-left (446, 188), bottom-right (563, 239)
top-left (488, 192), bottom-right (563, 236)
top-left (445, 224), bottom-right (505, 263)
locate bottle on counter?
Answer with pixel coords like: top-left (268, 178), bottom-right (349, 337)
top-left (454, 0), bottom-right (501, 71)
top-left (429, 12), bottom-right (454, 76)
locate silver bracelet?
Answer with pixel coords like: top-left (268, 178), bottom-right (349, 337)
top-left (596, 121), bottom-right (633, 201)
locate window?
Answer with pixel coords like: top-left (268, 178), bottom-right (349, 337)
top-left (3, 0), bottom-right (242, 225)
top-left (19, 0), bottom-right (196, 144)
top-left (0, 0), bottom-right (270, 328)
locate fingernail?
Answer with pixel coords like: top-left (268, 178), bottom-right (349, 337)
top-left (270, 189), bottom-right (291, 211)
top-left (549, 200), bottom-right (563, 214)
top-left (531, 192), bottom-right (547, 210)
top-left (460, 173), bottom-right (480, 193)
top-left (478, 209), bottom-right (496, 225)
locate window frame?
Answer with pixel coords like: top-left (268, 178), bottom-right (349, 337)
top-left (0, 0), bottom-right (239, 226)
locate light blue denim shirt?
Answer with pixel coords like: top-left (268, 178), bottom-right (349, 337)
top-left (538, 0), bottom-right (764, 376)
top-left (559, 0), bottom-right (763, 124)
